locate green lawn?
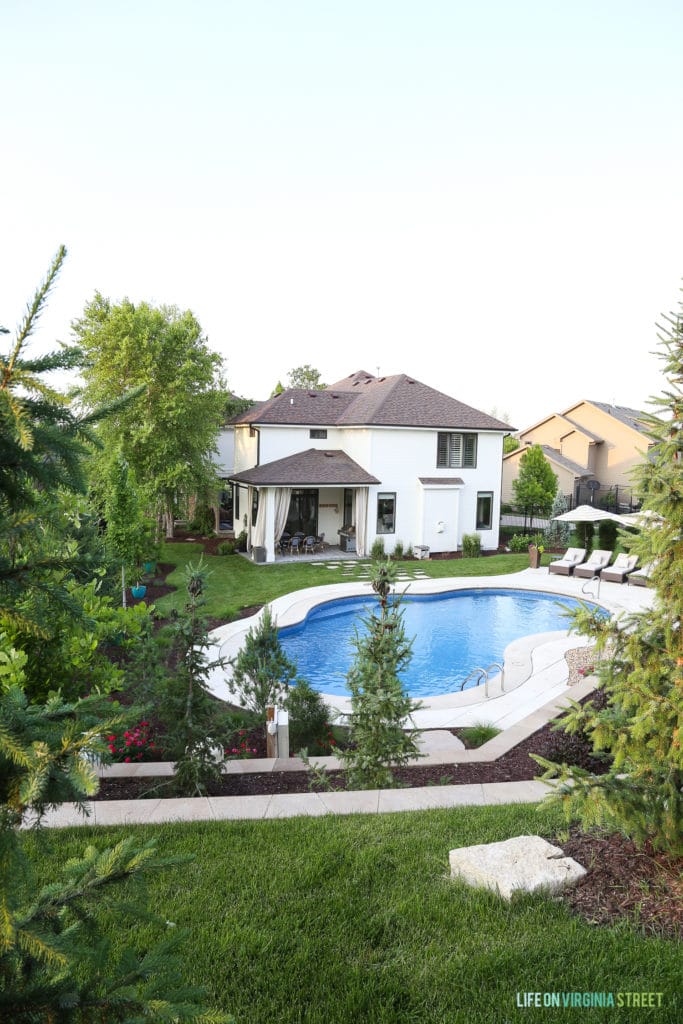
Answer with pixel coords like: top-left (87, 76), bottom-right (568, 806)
top-left (25, 804), bottom-right (680, 1024)
top-left (155, 546), bottom-right (535, 620)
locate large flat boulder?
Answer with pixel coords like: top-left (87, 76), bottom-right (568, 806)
top-left (449, 834), bottom-right (586, 900)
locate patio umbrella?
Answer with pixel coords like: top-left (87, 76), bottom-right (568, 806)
top-left (552, 504), bottom-right (625, 524)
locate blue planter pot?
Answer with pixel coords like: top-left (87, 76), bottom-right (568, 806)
top-left (143, 561), bottom-right (156, 574)
top-left (131, 584), bottom-right (147, 599)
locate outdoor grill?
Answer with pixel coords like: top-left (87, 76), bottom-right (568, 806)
top-left (337, 526), bottom-right (356, 552)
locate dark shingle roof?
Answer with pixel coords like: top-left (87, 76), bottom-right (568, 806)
top-left (229, 449), bottom-right (380, 486)
top-left (586, 401), bottom-right (647, 435)
top-left (233, 372), bottom-right (513, 431)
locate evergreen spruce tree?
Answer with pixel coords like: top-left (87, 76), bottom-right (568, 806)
top-left (535, 301), bottom-right (683, 854)
top-left (545, 490), bottom-right (572, 548)
top-left (229, 605), bottom-right (297, 715)
top-left (336, 561), bottom-right (423, 790)
top-left (162, 558), bottom-right (234, 795)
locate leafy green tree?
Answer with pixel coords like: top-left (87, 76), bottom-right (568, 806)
top-left (336, 561), bottom-right (423, 789)
top-left (103, 449), bottom-right (149, 606)
top-left (535, 304), bottom-right (683, 855)
top-left (287, 364), bottom-right (325, 390)
top-left (0, 641), bottom-right (232, 1023)
top-left (73, 295), bottom-right (226, 537)
top-left (229, 605), bottom-right (297, 715)
top-left (503, 435), bottom-right (520, 454)
top-left (512, 444), bottom-right (557, 523)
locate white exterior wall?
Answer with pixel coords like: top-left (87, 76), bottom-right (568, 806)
top-left (230, 421), bottom-right (504, 554)
top-left (364, 428), bottom-right (503, 553)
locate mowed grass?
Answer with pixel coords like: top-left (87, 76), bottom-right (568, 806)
top-left (24, 803), bottom-right (680, 1024)
top-left (155, 545), bottom-right (534, 620)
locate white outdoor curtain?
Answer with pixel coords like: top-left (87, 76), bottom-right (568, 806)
top-left (273, 487), bottom-right (292, 544)
top-left (246, 486), bottom-right (254, 551)
top-left (253, 487), bottom-right (267, 548)
top-left (355, 487), bottom-right (368, 557)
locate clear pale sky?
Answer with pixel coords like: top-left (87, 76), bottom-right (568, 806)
top-left (3, 1), bottom-right (683, 429)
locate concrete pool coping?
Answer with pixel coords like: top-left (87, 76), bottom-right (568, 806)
top-left (207, 567), bottom-right (654, 731)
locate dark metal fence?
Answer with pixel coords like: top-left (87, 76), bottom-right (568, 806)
top-left (570, 485), bottom-right (641, 514)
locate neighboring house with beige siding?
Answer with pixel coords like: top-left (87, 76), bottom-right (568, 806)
top-left (502, 400), bottom-right (648, 510)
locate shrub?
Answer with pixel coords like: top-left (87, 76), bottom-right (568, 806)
top-left (461, 533), bottom-right (481, 558)
top-left (236, 529), bottom-right (248, 552)
top-left (509, 532), bottom-right (532, 552)
top-left (392, 540), bottom-right (404, 560)
top-left (188, 501), bottom-right (215, 536)
top-left (217, 540), bottom-right (236, 555)
top-left (545, 491), bottom-right (572, 547)
top-left (404, 543), bottom-right (414, 558)
top-left (285, 680), bottom-right (333, 755)
top-left (597, 519), bottom-right (618, 550)
top-left (370, 537), bottom-right (385, 560)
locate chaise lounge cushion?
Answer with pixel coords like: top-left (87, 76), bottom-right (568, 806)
top-left (573, 550), bottom-right (613, 578)
top-left (600, 553), bottom-right (638, 583)
top-left (548, 548), bottom-right (586, 576)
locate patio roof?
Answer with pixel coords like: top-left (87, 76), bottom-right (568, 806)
top-left (229, 448), bottom-right (380, 487)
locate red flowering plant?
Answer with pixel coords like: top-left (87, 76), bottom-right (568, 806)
top-left (224, 728), bottom-right (261, 760)
top-left (107, 720), bottom-right (160, 763)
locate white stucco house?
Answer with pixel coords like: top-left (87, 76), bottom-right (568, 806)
top-left (221, 370), bottom-right (512, 563)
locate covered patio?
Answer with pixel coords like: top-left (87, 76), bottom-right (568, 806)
top-left (230, 448), bottom-right (380, 564)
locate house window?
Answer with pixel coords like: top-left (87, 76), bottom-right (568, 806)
top-left (437, 432), bottom-right (477, 468)
top-left (476, 491), bottom-right (493, 530)
top-left (376, 493), bottom-right (396, 534)
top-left (309, 428), bottom-right (327, 439)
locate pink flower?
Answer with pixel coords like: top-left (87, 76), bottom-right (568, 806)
top-left (124, 756), bottom-right (131, 763)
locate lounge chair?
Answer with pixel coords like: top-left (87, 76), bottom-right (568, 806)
top-left (573, 550), bottom-right (613, 579)
top-left (628, 562), bottom-right (655, 587)
top-left (548, 548), bottom-right (586, 576)
top-left (600, 553), bottom-right (638, 583)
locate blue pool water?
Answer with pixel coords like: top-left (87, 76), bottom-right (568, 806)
top-left (279, 589), bottom-right (590, 698)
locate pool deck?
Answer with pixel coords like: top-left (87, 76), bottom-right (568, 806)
top-left (208, 566), bottom-right (654, 730)
top-left (32, 568), bottom-right (654, 830)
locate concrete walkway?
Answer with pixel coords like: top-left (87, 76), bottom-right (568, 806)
top-left (35, 780), bottom-right (553, 830)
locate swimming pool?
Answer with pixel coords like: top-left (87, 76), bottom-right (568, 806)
top-left (279, 588), bottom-right (589, 698)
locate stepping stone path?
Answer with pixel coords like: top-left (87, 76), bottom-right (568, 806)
top-left (449, 835), bottom-right (586, 900)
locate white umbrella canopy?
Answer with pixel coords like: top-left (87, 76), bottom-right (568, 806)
top-left (553, 504), bottom-right (626, 524)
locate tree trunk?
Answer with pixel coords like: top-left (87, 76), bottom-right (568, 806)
top-left (121, 565), bottom-right (127, 609)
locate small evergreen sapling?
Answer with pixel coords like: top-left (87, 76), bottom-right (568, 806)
top-left (336, 560), bottom-right (423, 790)
top-left (229, 605), bottom-right (297, 715)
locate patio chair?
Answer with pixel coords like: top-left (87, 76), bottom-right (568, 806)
top-left (628, 562), bottom-right (655, 587)
top-left (600, 553), bottom-right (638, 583)
top-left (313, 532), bottom-right (325, 552)
top-left (548, 548), bottom-right (586, 576)
top-left (573, 550), bottom-right (613, 579)
top-left (302, 535), bottom-right (316, 554)
top-left (288, 536), bottom-right (301, 555)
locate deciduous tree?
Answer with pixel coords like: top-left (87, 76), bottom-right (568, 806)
top-left (73, 295), bottom-right (226, 537)
top-left (512, 444), bottom-right (557, 522)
